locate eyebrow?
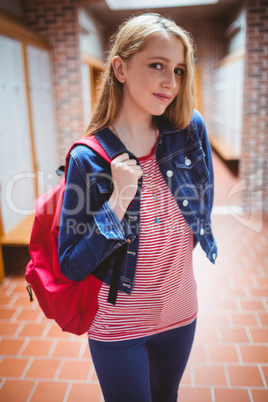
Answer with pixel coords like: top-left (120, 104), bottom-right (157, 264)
top-left (147, 56), bottom-right (186, 67)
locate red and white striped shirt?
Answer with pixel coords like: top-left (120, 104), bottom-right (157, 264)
top-left (88, 145), bottom-right (197, 341)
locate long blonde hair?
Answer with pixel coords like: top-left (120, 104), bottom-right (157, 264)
top-left (86, 13), bottom-right (195, 135)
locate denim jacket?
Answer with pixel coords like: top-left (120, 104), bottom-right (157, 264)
top-left (59, 109), bottom-right (217, 295)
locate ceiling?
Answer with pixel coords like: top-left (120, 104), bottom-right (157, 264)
top-left (83, 0), bottom-right (245, 30)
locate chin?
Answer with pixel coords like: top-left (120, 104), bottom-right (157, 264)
top-left (152, 108), bottom-right (168, 116)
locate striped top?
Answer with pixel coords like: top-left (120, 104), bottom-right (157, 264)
top-left (88, 144), bottom-right (197, 341)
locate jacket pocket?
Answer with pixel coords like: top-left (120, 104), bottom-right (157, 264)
top-left (173, 145), bottom-right (209, 186)
top-left (96, 177), bottom-right (113, 203)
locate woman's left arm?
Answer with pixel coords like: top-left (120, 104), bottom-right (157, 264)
top-left (194, 111), bottom-right (214, 215)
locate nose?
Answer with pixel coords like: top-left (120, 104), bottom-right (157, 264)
top-left (162, 70), bottom-right (177, 90)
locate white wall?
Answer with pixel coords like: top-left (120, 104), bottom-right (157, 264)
top-left (214, 56), bottom-right (244, 158)
top-left (0, 35), bottom-right (35, 233)
top-left (81, 62), bottom-right (92, 130)
top-left (27, 45), bottom-right (59, 196)
top-left (228, 7), bottom-right (246, 54)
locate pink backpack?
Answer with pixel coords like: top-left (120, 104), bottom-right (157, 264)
top-left (25, 136), bottom-right (112, 335)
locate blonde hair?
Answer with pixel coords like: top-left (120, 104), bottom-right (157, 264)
top-left (87, 13), bottom-right (195, 135)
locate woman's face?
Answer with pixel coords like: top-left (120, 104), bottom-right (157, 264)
top-left (120, 32), bottom-right (186, 119)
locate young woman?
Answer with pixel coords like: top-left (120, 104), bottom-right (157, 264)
top-left (59, 13), bottom-right (217, 402)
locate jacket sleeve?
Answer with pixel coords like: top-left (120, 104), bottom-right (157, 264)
top-left (58, 149), bottom-right (128, 281)
top-left (194, 110), bottom-right (214, 214)
top-left (192, 110), bottom-right (215, 248)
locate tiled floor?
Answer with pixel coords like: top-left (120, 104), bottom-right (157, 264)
top-left (0, 151), bottom-right (268, 402)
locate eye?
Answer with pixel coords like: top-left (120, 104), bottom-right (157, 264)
top-left (174, 68), bottom-right (185, 76)
top-left (150, 63), bottom-right (163, 70)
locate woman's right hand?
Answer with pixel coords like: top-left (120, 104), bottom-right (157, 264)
top-left (108, 153), bottom-right (143, 222)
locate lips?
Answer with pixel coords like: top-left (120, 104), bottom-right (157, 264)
top-left (153, 93), bottom-right (171, 102)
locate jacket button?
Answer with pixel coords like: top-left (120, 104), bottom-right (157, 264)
top-left (212, 252), bottom-right (216, 260)
top-left (200, 228), bottom-right (205, 235)
top-left (182, 199), bottom-right (188, 207)
top-left (166, 170), bottom-right (173, 177)
top-left (126, 238), bottom-right (131, 244)
top-left (185, 158), bottom-right (191, 166)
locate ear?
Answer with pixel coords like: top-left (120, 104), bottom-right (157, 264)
top-left (112, 56), bottom-right (126, 83)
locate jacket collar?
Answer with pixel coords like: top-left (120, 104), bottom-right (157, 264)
top-left (94, 117), bottom-right (181, 160)
top-left (94, 128), bottom-right (128, 161)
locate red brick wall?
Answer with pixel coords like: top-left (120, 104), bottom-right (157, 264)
top-left (240, 0), bottom-right (268, 213)
top-left (22, 0), bottom-right (84, 159)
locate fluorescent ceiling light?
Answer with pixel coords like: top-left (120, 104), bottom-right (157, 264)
top-left (106, 0), bottom-right (218, 10)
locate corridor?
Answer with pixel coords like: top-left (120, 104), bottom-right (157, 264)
top-left (0, 150), bottom-right (267, 401)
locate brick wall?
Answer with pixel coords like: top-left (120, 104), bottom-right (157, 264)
top-left (22, 0), bottom-right (84, 160)
top-left (240, 0), bottom-right (268, 213)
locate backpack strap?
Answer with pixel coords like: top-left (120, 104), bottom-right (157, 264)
top-left (64, 135), bottom-right (111, 178)
top-left (74, 136), bottom-right (111, 164)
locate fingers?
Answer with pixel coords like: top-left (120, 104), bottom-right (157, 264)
top-left (113, 153), bottom-right (130, 163)
top-left (112, 153), bottom-right (138, 168)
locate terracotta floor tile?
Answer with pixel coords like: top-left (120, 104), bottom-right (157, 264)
top-left (256, 278), bottom-right (268, 286)
top-left (0, 357), bottom-right (29, 377)
top-left (231, 313), bottom-right (258, 326)
top-left (180, 365), bottom-right (192, 385)
top-left (46, 324), bottom-right (73, 338)
top-left (240, 300), bottom-right (266, 312)
top-left (194, 364), bottom-right (227, 386)
top-left (0, 339), bottom-right (24, 355)
top-left (58, 360), bottom-right (91, 380)
top-left (199, 313), bottom-right (229, 327)
top-left (249, 328), bottom-right (268, 343)
top-left (220, 327), bottom-right (249, 343)
top-left (82, 343), bottom-right (91, 359)
top-left (0, 308), bottom-right (17, 319)
top-left (31, 381), bottom-right (68, 402)
top-left (18, 323), bottom-right (47, 337)
top-left (16, 309), bottom-right (40, 321)
top-left (25, 358), bottom-right (61, 379)
top-left (239, 345), bottom-right (268, 363)
top-left (222, 288), bottom-right (247, 298)
top-left (0, 286), bottom-right (10, 295)
top-left (208, 345), bottom-right (239, 363)
top-left (214, 387), bottom-right (251, 402)
top-left (10, 284), bottom-right (29, 294)
top-left (13, 295), bottom-right (33, 307)
top-left (248, 288), bottom-right (268, 298)
top-left (67, 383), bottom-right (102, 402)
top-left (178, 386), bottom-right (212, 402)
top-left (188, 344), bottom-right (206, 363)
top-left (0, 322), bottom-right (20, 336)
top-left (194, 327), bottom-right (219, 343)
top-left (91, 368), bottom-right (98, 382)
top-left (0, 296), bottom-right (13, 306)
top-left (21, 340), bottom-right (53, 357)
top-left (251, 389), bottom-right (268, 402)
top-left (228, 365), bottom-right (264, 387)
top-left (258, 313), bottom-right (268, 326)
top-left (213, 299), bottom-right (238, 311)
top-left (0, 379), bottom-right (34, 402)
top-left (232, 276), bottom-right (255, 287)
top-left (261, 365), bottom-right (268, 384)
top-left (52, 341), bottom-right (82, 358)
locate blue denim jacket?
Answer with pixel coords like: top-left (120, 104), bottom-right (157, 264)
top-left (59, 110), bottom-right (217, 295)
